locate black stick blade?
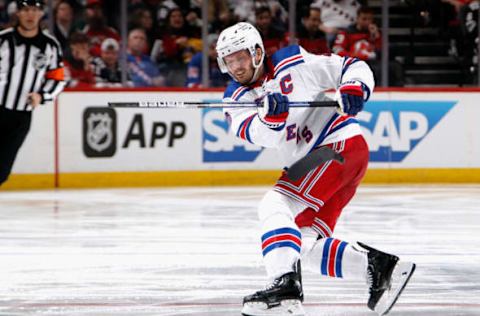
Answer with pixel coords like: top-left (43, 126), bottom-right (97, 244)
top-left (286, 147), bottom-right (345, 182)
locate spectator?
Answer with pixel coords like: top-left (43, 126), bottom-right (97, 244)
top-left (127, 28), bottom-right (165, 87)
top-left (139, 0), bottom-right (178, 29)
top-left (64, 32), bottom-right (96, 87)
top-left (92, 38), bottom-right (133, 87)
top-left (332, 7), bottom-right (403, 86)
top-left (208, 5), bottom-right (237, 34)
top-left (1, 1), bottom-right (19, 29)
top-left (297, 6), bottom-right (329, 55)
top-left (185, 34), bottom-right (229, 88)
top-left (332, 6), bottom-right (380, 61)
top-left (0, 0), bottom-right (12, 28)
top-left (82, 0), bottom-right (120, 57)
top-left (129, 7), bottom-right (156, 50)
top-left (53, 0), bottom-right (79, 54)
top-left (185, 0), bottom-right (232, 33)
top-left (230, 0), bottom-right (288, 28)
top-left (313, 0), bottom-right (360, 46)
top-left (151, 7), bottom-right (201, 86)
top-left (459, 0), bottom-right (479, 80)
top-left (254, 6), bottom-right (287, 57)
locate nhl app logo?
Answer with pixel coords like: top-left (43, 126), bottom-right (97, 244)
top-left (83, 107), bottom-right (117, 157)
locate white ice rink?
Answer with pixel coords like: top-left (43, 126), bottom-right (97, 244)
top-left (0, 185), bottom-right (479, 316)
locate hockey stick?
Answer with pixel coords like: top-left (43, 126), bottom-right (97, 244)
top-left (108, 100), bottom-right (339, 109)
top-left (108, 100), bottom-right (343, 180)
top-left (286, 147), bottom-right (345, 181)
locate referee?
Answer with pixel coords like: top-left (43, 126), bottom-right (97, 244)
top-left (0, 0), bottom-right (65, 186)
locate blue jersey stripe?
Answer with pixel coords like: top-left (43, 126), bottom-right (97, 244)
top-left (271, 45), bottom-right (302, 67)
top-left (261, 227), bottom-right (302, 242)
top-left (321, 238), bottom-right (333, 276)
top-left (223, 81), bottom-right (242, 99)
top-left (329, 118), bottom-right (358, 135)
top-left (274, 59), bottom-right (305, 78)
top-left (233, 87), bottom-right (250, 101)
top-left (309, 113), bottom-right (339, 153)
top-left (340, 57), bottom-right (361, 80)
top-left (262, 241), bottom-right (301, 256)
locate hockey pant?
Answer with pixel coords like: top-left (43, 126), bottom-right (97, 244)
top-left (259, 135), bottom-right (369, 280)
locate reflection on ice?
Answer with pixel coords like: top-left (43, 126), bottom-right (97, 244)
top-left (0, 186), bottom-right (479, 315)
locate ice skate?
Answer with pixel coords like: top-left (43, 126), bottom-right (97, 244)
top-left (241, 261), bottom-right (304, 316)
top-left (358, 242), bottom-right (415, 315)
top-left (375, 260), bottom-right (416, 315)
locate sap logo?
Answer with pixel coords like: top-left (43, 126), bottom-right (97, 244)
top-left (202, 108), bottom-right (263, 162)
top-left (357, 100), bottom-right (456, 162)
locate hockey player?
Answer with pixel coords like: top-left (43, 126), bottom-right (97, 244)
top-left (216, 22), bottom-right (415, 316)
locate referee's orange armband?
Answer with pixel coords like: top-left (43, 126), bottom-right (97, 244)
top-left (45, 67), bottom-right (65, 81)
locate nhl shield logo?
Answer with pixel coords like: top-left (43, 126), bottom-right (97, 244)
top-left (83, 107), bottom-right (117, 157)
top-left (32, 53), bottom-right (47, 70)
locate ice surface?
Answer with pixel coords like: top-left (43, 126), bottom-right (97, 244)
top-left (0, 186), bottom-right (479, 315)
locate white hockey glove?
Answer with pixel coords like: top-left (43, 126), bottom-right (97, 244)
top-left (335, 80), bottom-right (367, 116)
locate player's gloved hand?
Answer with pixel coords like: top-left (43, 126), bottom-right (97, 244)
top-left (335, 80), bottom-right (366, 116)
top-left (257, 92), bottom-right (289, 129)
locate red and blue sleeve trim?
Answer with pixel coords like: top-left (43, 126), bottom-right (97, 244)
top-left (329, 117), bottom-right (358, 134)
top-left (223, 82), bottom-right (251, 100)
top-left (340, 56), bottom-right (371, 101)
top-left (273, 54), bottom-right (305, 78)
top-left (308, 113), bottom-right (358, 152)
top-left (341, 56), bottom-right (360, 78)
top-left (261, 227), bottom-right (302, 257)
top-left (231, 86), bottom-right (250, 101)
top-left (236, 113), bottom-right (257, 143)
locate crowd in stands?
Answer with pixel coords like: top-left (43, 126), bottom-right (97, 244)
top-left (1, 0), bottom-right (479, 87)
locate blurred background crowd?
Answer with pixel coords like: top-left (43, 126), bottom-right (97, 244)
top-left (1, 0), bottom-right (479, 88)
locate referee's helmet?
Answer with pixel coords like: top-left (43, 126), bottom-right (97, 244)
top-left (16, 0), bottom-right (44, 9)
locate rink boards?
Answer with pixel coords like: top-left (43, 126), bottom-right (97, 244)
top-left (5, 88), bottom-right (480, 189)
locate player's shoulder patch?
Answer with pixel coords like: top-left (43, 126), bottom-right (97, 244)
top-left (270, 45), bottom-right (305, 78)
top-left (224, 81), bottom-right (251, 101)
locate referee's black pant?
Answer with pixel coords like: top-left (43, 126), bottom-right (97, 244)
top-left (0, 107), bottom-right (32, 186)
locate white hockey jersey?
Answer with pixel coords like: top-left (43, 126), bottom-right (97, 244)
top-left (223, 45), bottom-right (375, 167)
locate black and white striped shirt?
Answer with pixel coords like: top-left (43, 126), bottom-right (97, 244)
top-left (0, 27), bottom-right (65, 111)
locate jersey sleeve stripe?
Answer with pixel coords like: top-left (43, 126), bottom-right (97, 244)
top-left (236, 113), bottom-right (256, 143)
top-left (274, 55), bottom-right (304, 78)
top-left (340, 56), bottom-right (360, 78)
top-left (231, 86), bottom-right (250, 101)
top-left (274, 54), bottom-right (303, 72)
top-left (335, 241), bottom-right (348, 278)
top-left (309, 113), bottom-right (340, 152)
top-left (329, 117), bottom-right (358, 135)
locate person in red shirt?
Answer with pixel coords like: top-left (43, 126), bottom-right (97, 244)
top-left (64, 32), bottom-right (95, 87)
top-left (82, 0), bottom-right (120, 57)
top-left (333, 6), bottom-right (403, 86)
top-left (332, 7), bottom-right (381, 61)
top-left (297, 6), bottom-right (329, 55)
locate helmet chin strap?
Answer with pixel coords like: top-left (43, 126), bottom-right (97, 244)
top-left (248, 50), bottom-right (265, 84)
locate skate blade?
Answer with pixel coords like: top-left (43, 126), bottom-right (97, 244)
top-left (374, 261), bottom-right (416, 316)
top-left (241, 299), bottom-right (305, 316)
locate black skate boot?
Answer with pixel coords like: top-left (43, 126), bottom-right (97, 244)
top-left (241, 261), bottom-right (304, 316)
top-left (358, 242), bottom-right (415, 315)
